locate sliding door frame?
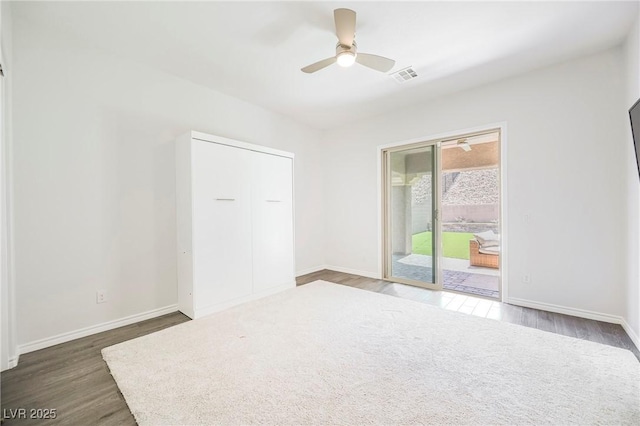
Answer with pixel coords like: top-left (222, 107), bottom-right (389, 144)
top-left (378, 123), bottom-right (508, 301)
top-left (381, 140), bottom-right (442, 291)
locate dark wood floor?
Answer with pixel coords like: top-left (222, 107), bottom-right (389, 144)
top-left (1, 269), bottom-right (638, 425)
top-left (0, 312), bottom-right (190, 425)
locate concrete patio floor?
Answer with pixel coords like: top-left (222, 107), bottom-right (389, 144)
top-left (392, 253), bottom-right (500, 298)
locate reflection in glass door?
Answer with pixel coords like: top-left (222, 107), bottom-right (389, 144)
top-left (383, 144), bottom-right (441, 290)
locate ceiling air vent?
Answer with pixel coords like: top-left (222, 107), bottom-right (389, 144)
top-left (390, 67), bottom-right (418, 83)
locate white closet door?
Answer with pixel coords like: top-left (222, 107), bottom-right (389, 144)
top-left (251, 152), bottom-right (294, 292)
top-left (192, 141), bottom-right (253, 309)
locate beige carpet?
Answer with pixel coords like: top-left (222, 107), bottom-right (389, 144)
top-left (103, 281), bottom-right (640, 425)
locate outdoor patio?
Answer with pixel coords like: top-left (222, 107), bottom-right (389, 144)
top-left (392, 253), bottom-right (499, 298)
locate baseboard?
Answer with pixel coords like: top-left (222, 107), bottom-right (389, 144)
top-left (192, 282), bottom-right (294, 319)
top-left (295, 265), bottom-right (382, 280)
top-left (324, 265), bottom-right (381, 280)
top-left (4, 354), bottom-right (19, 371)
top-left (18, 304), bottom-right (179, 356)
top-left (295, 265), bottom-right (326, 277)
top-left (620, 318), bottom-right (640, 352)
top-left (505, 297), bottom-right (640, 352)
top-left (507, 297), bottom-right (623, 324)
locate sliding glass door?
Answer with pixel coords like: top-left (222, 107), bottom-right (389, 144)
top-left (382, 129), bottom-right (502, 298)
top-left (383, 143), bottom-right (441, 290)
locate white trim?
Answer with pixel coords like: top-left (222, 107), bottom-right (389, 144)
top-left (190, 282), bottom-right (295, 319)
top-left (7, 353), bottom-right (17, 369)
top-left (297, 265), bottom-right (381, 280)
top-left (0, 36), bottom-right (16, 372)
top-left (376, 148), bottom-right (383, 279)
top-left (324, 265), bottom-right (381, 280)
top-left (509, 297), bottom-right (640, 351)
top-left (0, 41), bottom-right (6, 372)
top-left (621, 319), bottom-right (640, 351)
top-left (295, 265), bottom-right (326, 277)
top-left (508, 297), bottom-right (623, 324)
top-left (17, 304), bottom-right (179, 355)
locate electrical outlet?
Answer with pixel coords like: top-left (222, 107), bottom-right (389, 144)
top-left (522, 274), bottom-right (531, 284)
top-left (96, 290), bottom-right (107, 304)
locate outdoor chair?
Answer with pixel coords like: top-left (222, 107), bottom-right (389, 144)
top-left (469, 232), bottom-right (500, 269)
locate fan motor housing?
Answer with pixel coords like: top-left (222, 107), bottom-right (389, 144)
top-left (336, 41), bottom-right (357, 56)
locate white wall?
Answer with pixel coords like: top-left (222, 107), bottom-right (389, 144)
top-left (8, 5), bottom-right (638, 358)
top-left (323, 48), bottom-right (629, 319)
top-left (624, 14), bottom-right (640, 346)
top-left (12, 17), bottom-right (325, 349)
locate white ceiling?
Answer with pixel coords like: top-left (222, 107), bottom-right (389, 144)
top-left (13, 1), bottom-right (639, 130)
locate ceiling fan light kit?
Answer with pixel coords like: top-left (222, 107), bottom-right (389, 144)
top-left (336, 42), bottom-right (357, 67)
top-left (457, 139), bottom-right (472, 152)
top-left (301, 8), bottom-right (395, 74)
top-left (336, 51), bottom-right (356, 67)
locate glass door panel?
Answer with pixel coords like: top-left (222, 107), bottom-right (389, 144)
top-left (384, 144), bottom-right (440, 289)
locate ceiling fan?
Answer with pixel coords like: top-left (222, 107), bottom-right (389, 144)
top-left (301, 8), bottom-right (396, 74)
top-left (457, 138), bottom-right (472, 152)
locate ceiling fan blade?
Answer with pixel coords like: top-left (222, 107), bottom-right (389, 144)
top-left (301, 57), bottom-right (336, 74)
top-left (458, 142), bottom-right (472, 152)
top-left (356, 53), bottom-right (396, 72)
top-left (334, 8), bottom-right (356, 46)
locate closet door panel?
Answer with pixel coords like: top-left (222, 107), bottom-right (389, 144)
top-left (192, 141), bottom-right (253, 308)
top-left (251, 153), bottom-right (294, 292)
